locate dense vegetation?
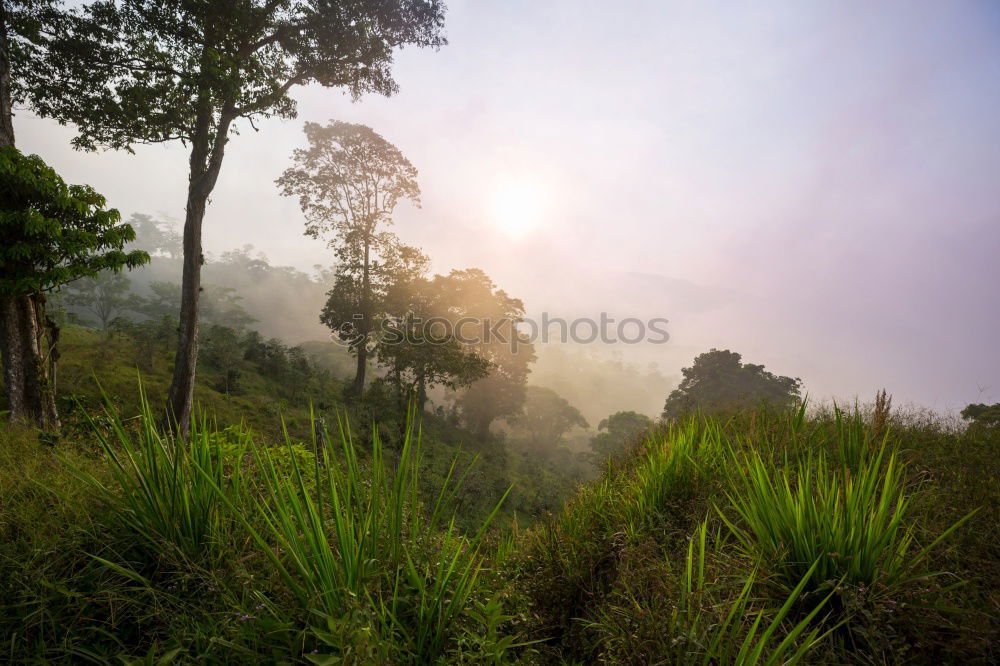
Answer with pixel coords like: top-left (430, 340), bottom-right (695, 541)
top-left (2, 3), bottom-right (997, 663)
top-left (1, 350), bottom-right (997, 662)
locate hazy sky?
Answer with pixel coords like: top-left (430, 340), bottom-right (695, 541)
top-left (19, 0), bottom-right (1000, 411)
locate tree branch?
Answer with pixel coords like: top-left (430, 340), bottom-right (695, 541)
top-left (234, 69), bottom-right (308, 117)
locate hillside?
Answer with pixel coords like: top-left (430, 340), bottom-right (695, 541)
top-left (2, 356), bottom-right (997, 662)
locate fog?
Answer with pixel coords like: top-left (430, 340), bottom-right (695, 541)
top-left (19, 0), bottom-right (1000, 412)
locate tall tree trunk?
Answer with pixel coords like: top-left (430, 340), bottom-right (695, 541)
top-left (1, 296), bottom-right (30, 419)
top-left (166, 192), bottom-right (205, 435)
top-left (0, 5), bottom-right (57, 428)
top-left (351, 237), bottom-right (372, 397)
top-left (352, 341), bottom-right (367, 397)
top-left (0, 0), bottom-right (14, 147)
top-left (0, 294), bottom-right (59, 427)
top-left (165, 94), bottom-right (235, 437)
top-left (31, 293), bottom-right (58, 426)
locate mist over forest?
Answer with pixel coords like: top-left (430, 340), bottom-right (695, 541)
top-left (2, 1), bottom-right (998, 663)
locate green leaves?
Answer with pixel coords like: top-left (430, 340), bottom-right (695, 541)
top-left (21, 1), bottom-right (447, 152)
top-left (0, 146), bottom-right (149, 297)
top-left (673, 522), bottom-right (836, 666)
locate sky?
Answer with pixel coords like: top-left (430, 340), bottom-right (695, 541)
top-left (18, 0), bottom-right (1000, 412)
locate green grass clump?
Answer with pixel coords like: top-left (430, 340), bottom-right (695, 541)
top-left (204, 405), bottom-right (512, 663)
top-left (63, 389), bottom-right (248, 563)
top-left (720, 441), bottom-right (974, 599)
top-left (668, 520), bottom-right (838, 666)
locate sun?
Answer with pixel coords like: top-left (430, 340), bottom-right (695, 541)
top-left (489, 180), bottom-right (544, 239)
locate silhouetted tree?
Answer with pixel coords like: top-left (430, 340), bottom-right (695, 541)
top-left (62, 271), bottom-right (143, 329)
top-left (23, 0), bottom-right (445, 435)
top-left (281, 121), bottom-right (421, 396)
top-left (202, 324), bottom-right (244, 396)
top-left (138, 281), bottom-right (256, 331)
top-left (128, 213), bottom-right (181, 259)
top-left (961, 402), bottom-right (1000, 429)
top-left (512, 386), bottom-right (588, 451)
top-left (378, 256), bottom-right (490, 411)
top-left (440, 269), bottom-right (536, 438)
top-left (112, 315), bottom-right (175, 372)
top-left (590, 410), bottom-right (652, 460)
top-left (662, 349), bottom-right (801, 420)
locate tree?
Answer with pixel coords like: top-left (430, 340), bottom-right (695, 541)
top-left (202, 324), bottom-right (244, 396)
top-left (961, 403), bottom-right (1000, 430)
top-left (0, 146), bottom-right (148, 426)
top-left (511, 386), bottom-right (588, 451)
top-left (281, 121), bottom-right (421, 396)
top-left (284, 345), bottom-right (314, 401)
top-left (590, 410), bottom-right (652, 460)
top-left (62, 270), bottom-right (143, 329)
top-left (662, 349), bottom-right (802, 420)
top-left (112, 314), bottom-right (175, 372)
top-left (439, 269), bottom-right (536, 438)
top-left (128, 213), bottom-right (181, 258)
top-left (4, 0), bottom-right (63, 145)
top-left (201, 285), bottom-right (257, 331)
top-left (2, 0), bottom-right (124, 428)
top-left (377, 258), bottom-right (490, 411)
top-left (139, 281), bottom-right (256, 331)
top-left (23, 0), bottom-right (445, 435)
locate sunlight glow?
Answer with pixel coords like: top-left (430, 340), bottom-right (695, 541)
top-left (490, 180), bottom-right (544, 239)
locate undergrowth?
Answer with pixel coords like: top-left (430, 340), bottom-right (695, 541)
top-left (1, 394), bottom-right (997, 663)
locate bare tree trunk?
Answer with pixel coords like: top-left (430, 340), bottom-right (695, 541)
top-left (0, 297), bottom-right (30, 418)
top-left (30, 293), bottom-right (59, 426)
top-left (0, 1), bottom-right (14, 148)
top-left (351, 237), bottom-right (372, 397)
top-left (166, 192), bottom-right (205, 436)
top-left (0, 294), bottom-right (59, 427)
top-left (352, 342), bottom-right (367, 397)
top-left (165, 94), bottom-right (235, 437)
top-left (0, 3), bottom-right (21, 418)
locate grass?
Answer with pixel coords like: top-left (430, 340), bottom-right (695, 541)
top-left (1, 383), bottom-right (997, 663)
top-left (222, 406), bottom-right (511, 662)
top-left (720, 440), bottom-right (974, 598)
top-left (61, 386), bottom-right (248, 563)
top-left (517, 404), bottom-right (997, 663)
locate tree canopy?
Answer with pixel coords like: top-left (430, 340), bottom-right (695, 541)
top-left (21, 1), bottom-right (446, 152)
top-left (0, 145), bottom-right (148, 426)
top-left (282, 120), bottom-right (422, 396)
top-left (662, 349), bottom-right (802, 419)
top-left (961, 402), bottom-right (1000, 429)
top-left (0, 146), bottom-right (148, 297)
top-left (590, 410), bottom-right (652, 460)
top-left (18, 0), bottom-right (446, 433)
top-left (443, 269), bottom-right (536, 437)
top-left (511, 385), bottom-right (588, 451)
